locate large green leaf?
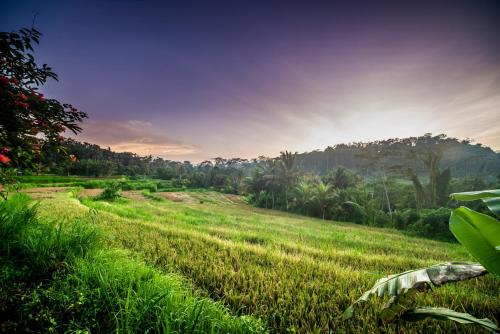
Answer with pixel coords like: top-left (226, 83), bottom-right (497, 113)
top-left (450, 207), bottom-right (500, 276)
top-left (342, 262), bottom-right (486, 320)
top-left (451, 189), bottom-right (500, 201)
top-left (450, 189), bottom-right (500, 218)
top-left (402, 307), bottom-right (499, 333)
top-left (484, 198), bottom-right (500, 218)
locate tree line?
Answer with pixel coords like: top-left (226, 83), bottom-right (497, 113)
top-left (35, 134), bottom-right (500, 240)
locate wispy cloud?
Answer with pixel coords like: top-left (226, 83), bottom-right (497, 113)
top-left (69, 120), bottom-right (198, 157)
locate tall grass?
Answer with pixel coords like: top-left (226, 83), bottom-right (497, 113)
top-left (0, 193), bottom-right (99, 277)
top-left (0, 192), bottom-right (265, 333)
top-left (59, 250), bottom-right (266, 333)
top-left (76, 190), bottom-right (499, 333)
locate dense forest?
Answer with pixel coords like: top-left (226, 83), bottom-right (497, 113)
top-left (42, 134), bottom-right (499, 180)
top-left (296, 135), bottom-right (500, 178)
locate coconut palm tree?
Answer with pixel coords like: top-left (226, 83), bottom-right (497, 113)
top-left (278, 150), bottom-right (297, 210)
top-left (294, 180), bottom-right (313, 214)
top-left (312, 181), bottom-right (337, 219)
top-left (259, 158), bottom-right (279, 209)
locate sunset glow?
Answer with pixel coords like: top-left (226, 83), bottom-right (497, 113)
top-left (2, 1), bottom-right (499, 161)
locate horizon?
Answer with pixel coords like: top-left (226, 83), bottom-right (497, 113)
top-left (66, 132), bottom-right (498, 163)
top-left (2, 0), bottom-right (500, 162)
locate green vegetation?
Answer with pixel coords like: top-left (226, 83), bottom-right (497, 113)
top-left (344, 190), bottom-right (500, 332)
top-left (0, 28), bottom-right (87, 190)
top-left (1, 26), bottom-right (498, 334)
top-left (0, 191), bottom-right (265, 333)
top-left (96, 182), bottom-right (122, 201)
top-left (27, 134), bottom-right (499, 242)
top-left (16, 185), bottom-right (494, 333)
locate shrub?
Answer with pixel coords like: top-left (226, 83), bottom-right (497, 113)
top-left (408, 207), bottom-right (453, 240)
top-left (373, 210), bottom-right (392, 227)
top-left (393, 209), bottom-right (419, 230)
top-left (96, 182), bottom-right (122, 201)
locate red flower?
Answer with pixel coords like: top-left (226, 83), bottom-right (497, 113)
top-left (0, 76), bottom-right (9, 85)
top-left (10, 78), bottom-right (20, 86)
top-left (69, 154), bottom-right (77, 162)
top-left (13, 101), bottom-right (29, 109)
top-left (18, 93), bottom-right (28, 100)
top-left (1, 147), bottom-right (8, 154)
top-left (0, 154), bottom-right (11, 165)
top-left (37, 93), bottom-right (45, 102)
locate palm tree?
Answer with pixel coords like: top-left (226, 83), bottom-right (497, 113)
top-left (294, 180), bottom-right (313, 214)
top-left (260, 158), bottom-right (279, 209)
top-left (279, 150), bottom-right (297, 210)
top-left (312, 181), bottom-right (337, 220)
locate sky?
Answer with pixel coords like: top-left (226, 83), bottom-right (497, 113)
top-left (2, 0), bottom-right (500, 161)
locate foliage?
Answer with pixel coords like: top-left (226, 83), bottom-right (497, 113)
top-left (342, 262), bottom-right (486, 320)
top-left (0, 193), bottom-right (264, 333)
top-left (407, 207), bottom-right (453, 241)
top-left (96, 182), bottom-right (122, 201)
top-left (322, 167), bottom-right (361, 189)
top-left (449, 190), bottom-right (500, 277)
top-left (0, 28), bottom-right (86, 196)
top-left (344, 189), bottom-right (500, 331)
top-left (0, 193), bottom-right (98, 283)
top-left (451, 189), bottom-right (500, 218)
top-left (70, 188), bottom-right (498, 333)
top-left (401, 307), bottom-right (499, 333)
top-left (296, 134), bottom-right (499, 178)
top-left (30, 134), bottom-right (499, 243)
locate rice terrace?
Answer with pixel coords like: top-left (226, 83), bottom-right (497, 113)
top-left (1, 1), bottom-right (500, 333)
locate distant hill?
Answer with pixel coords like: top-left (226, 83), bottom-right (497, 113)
top-left (44, 134), bottom-right (499, 180)
top-left (294, 134), bottom-right (499, 179)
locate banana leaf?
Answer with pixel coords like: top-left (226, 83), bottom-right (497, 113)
top-left (402, 307), bottom-right (499, 333)
top-left (342, 262), bottom-right (486, 320)
top-left (450, 189), bottom-right (500, 218)
top-left (449, 207), bottom-right (500, 276)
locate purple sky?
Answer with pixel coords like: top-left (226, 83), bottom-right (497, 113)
top-left (2, 1), bottom-right (500, 161)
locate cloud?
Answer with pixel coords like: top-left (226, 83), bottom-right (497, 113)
top-left (68, 120), bottom-right (198, 157)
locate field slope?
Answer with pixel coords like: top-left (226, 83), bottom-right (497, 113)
top-left (33, 188), bottom-right (499, 333)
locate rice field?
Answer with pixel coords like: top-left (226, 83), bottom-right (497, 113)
top-left (31, 187), bottom-right (500, 333)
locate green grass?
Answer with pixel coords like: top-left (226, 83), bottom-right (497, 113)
top-left (28, 187), bottom-right (499, 333)
top-left (0, 192), bottom-right (265, 333)
top-left (17, 174), bottom-right (171, 191)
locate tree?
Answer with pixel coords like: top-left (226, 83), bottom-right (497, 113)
top-left (323, 167), bottom-right (360, 189)
top-left (312, 181), bottom-right (337, 219)
top-left (0, 28), bottom-right (87, 195)
top-left (278, 150), bottom-right (297, 210)
top-left (293, 180), bottom-right (314, 214)
top-left (390, 134), bottom-right (453, 208)
top-left (259, 158), bottom-right (279, 209)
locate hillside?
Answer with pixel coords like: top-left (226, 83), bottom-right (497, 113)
top-left (41, 134), bottom-right (500, 180)
top-left (26, 186), bottom-right (500, 333)
top-left (295, 135), bottom-right (500, 178)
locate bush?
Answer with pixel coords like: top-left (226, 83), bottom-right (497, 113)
top-left (336, 201), bottom-right (366, 224)
top-left (96, 182), bottom-right (122, 201)
top-left (373, 210), bottom-right (392, 227)
top-left (394, 209), bottom-right (420, 230)
top-left (408, 207), bottom-right (454, 241)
